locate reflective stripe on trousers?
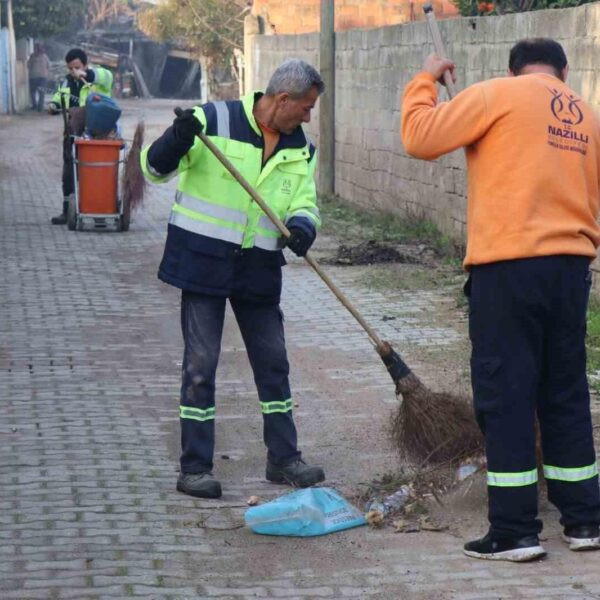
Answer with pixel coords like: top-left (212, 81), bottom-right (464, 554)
top-left (180, 406), bottom-right (215, 422)
top-left (487, 468), bottom-right (538, 487)
top-left (543, 463), bottom-right (598, 482)
top-left (260, 399), bottom-right (293, 414)
top-left (487, 464), bottom-right (599, 486)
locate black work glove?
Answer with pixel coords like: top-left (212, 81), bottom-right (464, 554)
top-left (173, 107), bottom-right (203, 145)
top-left (285, 227), bottom-right (313, 257)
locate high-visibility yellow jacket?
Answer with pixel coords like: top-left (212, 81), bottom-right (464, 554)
top-left (141, 91), bottom-right (320, 303)
top-left (51, 66), bottom-right (113, 109)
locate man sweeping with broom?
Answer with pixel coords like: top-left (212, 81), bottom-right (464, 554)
top-left (402, 39), bottom-right (600, 561)
top-left (141, 59), bottom-right (325, 499)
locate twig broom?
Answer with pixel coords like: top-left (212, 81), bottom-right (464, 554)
top-left (121, 121), bottom-right (147, 212)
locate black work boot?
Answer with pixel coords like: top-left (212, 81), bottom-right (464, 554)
top-left (266, 458), bottom-right (325, 488)
top-left (51, 200), bottom-right (69, 225)
top-left (463, 533), bottom-right (546, 562)
top-left (176, 472), bottom-right (222, 498)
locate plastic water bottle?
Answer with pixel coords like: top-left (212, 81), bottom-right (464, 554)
top-left (365, 485), bottom-right (410, 515)
top-left (364, 499), bottom-right (387, 515)
top-left (383, 486), bottom-right (410, 513)
top-left (456, 463), bottom-right (478, 481)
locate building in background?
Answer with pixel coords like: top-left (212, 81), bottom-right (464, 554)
top-left (251, 0), bottom-right (458, 34)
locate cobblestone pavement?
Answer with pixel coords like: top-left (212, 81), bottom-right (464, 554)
top-left (1, 102), bottom-right (600, 600)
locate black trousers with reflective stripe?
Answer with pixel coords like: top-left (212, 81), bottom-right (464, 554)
top-left (467, 255), bottom-right (600, 539)
top-left (179, 291), bottom-right (300, 474)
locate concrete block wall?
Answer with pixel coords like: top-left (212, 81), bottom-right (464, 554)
top-left (252, 32), bottom-right (321, 147)
top-left (251, 3), bottom-right (600, 243)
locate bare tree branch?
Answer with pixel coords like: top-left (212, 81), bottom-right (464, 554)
top-left (182, 0), bottom-right (243, 50)
top-left (88, 0), bottom-right (133, 28)
top-left (138, 0), bottom-right (245, 65)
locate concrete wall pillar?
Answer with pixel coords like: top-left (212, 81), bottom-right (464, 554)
top-left (243, 14), bottom-right (262, 95)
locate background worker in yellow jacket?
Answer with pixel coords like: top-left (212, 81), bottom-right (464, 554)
top-left (142, 59), bottom-right (325, 499)
top-left (402, 38), bottom-right (600, 562)
top-left (48, 48), bottom-right (113, 225)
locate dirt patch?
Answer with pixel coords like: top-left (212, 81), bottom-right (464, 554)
top-left (321, 240), bottom-right (439, 266)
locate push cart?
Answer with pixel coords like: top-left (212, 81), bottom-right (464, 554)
top-left (67, 138), bottom-right (130, 232)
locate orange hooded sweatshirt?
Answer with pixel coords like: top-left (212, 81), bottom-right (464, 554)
top-left (402, 72), bottom-right (600, 268)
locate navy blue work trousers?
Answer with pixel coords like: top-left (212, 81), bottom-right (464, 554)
top-left (62, 134), bottom-right (75, 198)
top-left (179, 291), bottom-right (301, 474)
top-left (467, 255), bottom-right (600, 539)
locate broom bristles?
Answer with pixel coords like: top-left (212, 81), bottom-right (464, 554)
top-left (389, 372), bottom-right (483, 464)
top-left (122, 121), bottom-right (146, 211)
top-left (378, 343), bottom-right (483, 464)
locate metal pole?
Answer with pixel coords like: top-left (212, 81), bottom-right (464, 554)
top-left (7, 0), bottom-right (17, 113)
top-left (318, 0), bottom-right (335, 198)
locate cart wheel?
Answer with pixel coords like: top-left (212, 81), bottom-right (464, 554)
top-left (119, 195), bottom-right (131, 232)
top-left (67, 197), bottom-right (77, 231)
top-left (118, 216), bottom-right (130, 232)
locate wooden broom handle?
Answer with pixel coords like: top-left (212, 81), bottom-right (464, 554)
top-left (423, 4), bottom-right (457, 99)
top-left (197, 130), bottom-right (385, 349)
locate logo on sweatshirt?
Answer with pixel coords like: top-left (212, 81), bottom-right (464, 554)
top-left (546, 87), bottom-right (588, 155)
top-left (548, 87), bottom-right (584, 126)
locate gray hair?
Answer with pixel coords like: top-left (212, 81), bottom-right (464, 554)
top-left (265, 59), bottom-right (324, 98)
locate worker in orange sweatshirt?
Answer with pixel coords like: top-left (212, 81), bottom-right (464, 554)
top-left (402, 38), bottom-right (600, 562)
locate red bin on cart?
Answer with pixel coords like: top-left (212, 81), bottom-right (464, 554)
top-left (76, 139), bottom-right (123, 213)
top-left (69, 138), bottom-right (129, 231)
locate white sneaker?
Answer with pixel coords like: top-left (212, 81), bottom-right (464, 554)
top-left (562, 525), bottom-right (600, 551)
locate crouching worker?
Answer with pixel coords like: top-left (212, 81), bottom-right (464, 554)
top-left (48, 48), bottom-right (113, 225)
top-left (141, 59), bottom-right (326, 498)
top-left (402, 39), bottom-right (600, 561)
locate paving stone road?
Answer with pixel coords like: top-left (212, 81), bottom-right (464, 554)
top-left (1, 101), bottom-right (599, 600)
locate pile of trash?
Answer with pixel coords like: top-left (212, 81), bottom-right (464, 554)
top-left (215, 455), bottom-right (489, 539)
top-left (358, 456), bottom-right (487, 532)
